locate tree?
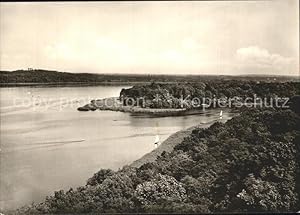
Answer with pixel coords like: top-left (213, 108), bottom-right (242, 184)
top-left (135, 173), bottom-right (187, 208)
top-left (86, 169), bottom-right (114, 186)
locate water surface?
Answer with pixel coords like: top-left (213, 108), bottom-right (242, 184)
top-left (0, 85), bottom-right (235, 210)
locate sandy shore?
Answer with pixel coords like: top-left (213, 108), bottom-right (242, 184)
top-left (78, 97), bottom-right (187, 115)
top-left (130, 119), bottom-right (223, 168)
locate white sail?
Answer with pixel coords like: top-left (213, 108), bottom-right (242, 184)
top-left (154, 135), bottom-right (160, 143)
top-left (220, 110), bottom-right (223, 116)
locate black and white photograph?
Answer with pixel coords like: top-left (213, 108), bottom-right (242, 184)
top-left (0, 0), bottom-right (299, 214)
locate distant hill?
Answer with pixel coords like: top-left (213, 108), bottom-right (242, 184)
top-left (0, 69), bottom-right (298, 86)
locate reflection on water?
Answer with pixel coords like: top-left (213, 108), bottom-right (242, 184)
top-left (0, 86), bottom-right (236, 211)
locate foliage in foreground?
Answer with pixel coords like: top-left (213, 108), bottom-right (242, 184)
top-left (16, 106), bottom-right (300, 214)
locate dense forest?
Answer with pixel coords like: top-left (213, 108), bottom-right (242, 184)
top-left (120, 81), bottom-right (300, 109)
top-left (4, 70), bottom-right (299, 213)
top-left (15, 96), bottom-right (300, 214)
top-left (0, 69), bottom-right (298, 86)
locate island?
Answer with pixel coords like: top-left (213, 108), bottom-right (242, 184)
top-left (77, 81), bottom-right (300, 114)
top-left (77, 97), bottom-right (187, 115)
top-left (14, 81), bottom-right (300, 214)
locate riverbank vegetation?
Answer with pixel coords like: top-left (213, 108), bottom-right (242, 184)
top-left (77, 97), bottom-right (187, 115)
top-left (15, 97), bottom-right (300, 213)
top-left (120, 81), bottom-right (300, 109)
top-left (77, 81), bottom-right (299, 113)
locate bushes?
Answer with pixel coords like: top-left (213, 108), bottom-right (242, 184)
top-left (16, 106), bottom-right (300, 214)
top-left (86, 169), bottom-right (114, 186)
top-left (120, 81), bottom-right (300, 109)
top-left (135, 173), bottom-right (187, 207)
top-left (236, 174), bottom-right (297, 211)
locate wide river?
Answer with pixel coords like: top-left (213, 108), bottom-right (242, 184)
top-left (0, 85), bottom-right (236, 211)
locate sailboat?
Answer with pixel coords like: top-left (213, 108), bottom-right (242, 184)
top-left (154, 134), bottom-right (160, 148)
top-left (219, 110), bottom-right (223, 119)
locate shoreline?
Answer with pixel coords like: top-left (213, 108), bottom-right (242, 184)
top-left (0, 81), bottom-right (185, 88)
top-left (78, 96), bottom-right (237, 168)
top-left (130, 116), bottom-right (233, 168)
top-left (130, 125), bottom-right (198, 168)
top-left (77, 97), bottom-right (188, 115)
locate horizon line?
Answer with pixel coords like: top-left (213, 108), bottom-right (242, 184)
top-left (1, 68), bottom-right (299, 77)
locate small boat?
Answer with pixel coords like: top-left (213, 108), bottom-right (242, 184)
top-left (219, 110), bottom-right (223, 119)
top-left (154, 135), bottom-right (160, 148)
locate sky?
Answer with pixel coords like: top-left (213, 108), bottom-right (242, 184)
top-left (0, 1), bottom-right (299, 76)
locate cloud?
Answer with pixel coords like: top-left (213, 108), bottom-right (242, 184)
top-left (235, 46), bottom-right (297, 75)
top-left (1, 2), bottom-right (297, 75)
